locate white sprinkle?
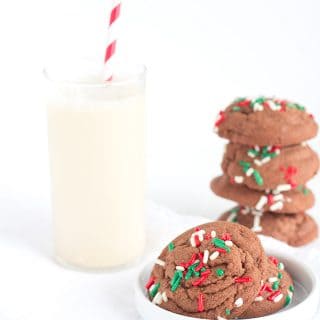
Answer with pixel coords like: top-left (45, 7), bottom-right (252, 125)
top-left (254, 145), bottom-right (260, 152)
top-left (210, 251), bottom-right (220, 261)
top-left (268, 100), bottom-right (279, 111)
top-left (273, 194), bottom-right (284, 202)
top-left (270, 201), bottom-right (284, 211)
top-left (241, 206), bottom-right (251, 215)
top-left (235, 297), bottom-right (244, 307)
top-left (248, 151), bottom-right (256, 158)
top-left (261, 156), bottom-right (271, 164)
top-left (203, 250), bottom-right (209, 264)
top-left (287, 290), bottom-right (293, 299)
top-left (275, 184), bottom-right (292, 193)
top-left (253, 103), bottom-right (264, 111)
top-left (156, 259), bottom-right (165, 267)
top-left (176, 266), bottom-right (185, 271)
top-left (227, 212), bottom-right (237, 222)
top-left (254, 159), bottom-right (263, 166)
top-left (274, 293), bottom-right (284, 303)
top-left (246, 168), bottom-right (254, 177)
top-left (190, 236), bottom-right (196, 247)
top-left (198, 229), bottom-right (206, 241)
top-left (217, 317), bottom-right (227, 320)
top-left (275, 149), bottom-right (281, 155)
top-left (162, 291), bottom-right (168, 303)
top-left (286, 197), bottom-right (292, 203)
top-left (214, 126), bottom-right (219, 133)
top-left (234, 176), bottom-right (244, 183)
top-left (225, 240), bottom-right (233, 247)
top-left (301, 141), bottom-right (308, 147)
top-left (268, 277), bottom-right (278, 283)
top-left (251, 209), bottom-right (263, 216)
top-left (255, 296), bottom-right (264, 302)
top-left (149, 284), bottom-right (156, 293)
top-left (211, 230), bottom-right (217, 238)
top-left (152, 292), bottom-right (163, 305)
top-left (255, 195), bottom-right (268, 210)
top-left (278, 262), bottom-right (284, 270)
top-left (265, 189), bottom-right (271, 194)
top-left (251, 215), bottom-right (262, 232)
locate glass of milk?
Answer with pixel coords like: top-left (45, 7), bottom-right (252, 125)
top-left (44, 59), bottom-right (146, 270)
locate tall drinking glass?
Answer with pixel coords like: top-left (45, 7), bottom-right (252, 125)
top-left (44, 61), bottom-right (146, 270)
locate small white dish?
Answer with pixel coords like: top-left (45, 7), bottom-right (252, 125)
top-left (135, 244), bottom-right (320, 320)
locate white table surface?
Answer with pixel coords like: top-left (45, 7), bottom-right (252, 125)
top-left (0, 198), bottom-right (319, 320)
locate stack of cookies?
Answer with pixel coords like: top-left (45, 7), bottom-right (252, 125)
top-left (211, 97), bottom-right (319, 246)
top-left (147, 221), bottom-right (294, 319)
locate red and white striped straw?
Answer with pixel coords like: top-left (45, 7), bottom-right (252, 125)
top-left (104, 0), bottom-right (121, 81)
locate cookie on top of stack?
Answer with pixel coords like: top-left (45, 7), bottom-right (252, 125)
top-left (146, 221), bottom-right (294, 319)
top-left (211, 97), bottom-right (319, 246)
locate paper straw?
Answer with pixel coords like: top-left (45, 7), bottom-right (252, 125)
top-left (104, 0), bottom-right (121, 81)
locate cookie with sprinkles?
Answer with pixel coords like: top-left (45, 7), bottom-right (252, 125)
top-left (218, 206), bottom-right (318, 246)
top-left (147, 221), bottom-right (269, 319)
top-left (222, 143), bottom-right (319, 191)
top-left (211, 175), bottom-right (315, 214)
top-left (240, 256), bottom-right (294, 318)
top-left (214, 97), bottom-right (318, 146)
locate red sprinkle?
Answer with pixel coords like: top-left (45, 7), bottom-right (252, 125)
top-left (204, 233), bottom-right (211, 240)
top-left (195, 227), bottom-right (200, 232)
top-left (198, 293), bottom-right (205, 312)
top-left (214, 111), bottom-right (226, 127)
top-left (269, 256), bottom-right (279, 266)
top-left (235, 276), bottom-right (253, 283)
top-left (267, 194), bottom-right (274, 205)
top-left (185, 253), bottom-right (197, 267)
top-left (236, 100), bottom-right (251, 107)
top-left (221, 233), bottom-right (232, 241)
top-left (194, 235), bottom-right (201, 247)
top-left (267, 290), bottom-right (281, 301)
top-left (230, 177), bottom-right (235, 184)
top-left (262, 101), bottom-right (270, 109)
top-left (259, 283), bottom-right (272, 295)
top-left (145, 277), bottom-right (155, 290)
top-left (195, 261), bottom-right (204, 272)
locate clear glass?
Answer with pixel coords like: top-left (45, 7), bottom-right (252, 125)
top-left (44, 60), bottom-right (146, 271)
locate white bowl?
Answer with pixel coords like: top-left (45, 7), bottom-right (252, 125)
top-left (134, 245), bottom-right (320, 320)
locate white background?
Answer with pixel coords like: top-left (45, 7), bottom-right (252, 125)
top-left (0, 0), bottom-right (320, 319)
top-left (0, 0), bottom-right (319, 216)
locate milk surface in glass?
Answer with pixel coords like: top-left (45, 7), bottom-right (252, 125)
top-left (45, 63), bottom-right (146, 270)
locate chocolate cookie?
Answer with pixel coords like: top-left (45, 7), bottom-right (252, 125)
top-left (146, 221), bottom-right (268, 319)
top-left (211, 175), bottom-right (315, 214)
top-left (222, 143), bottom-right (319, 191)
top-left (241, 257), bottom-right (294, 318)
top-left (218, 206), bottom-right (318, 246)
top-left (214, 97), bottom-right (318, 146)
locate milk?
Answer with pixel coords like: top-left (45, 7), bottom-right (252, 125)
top-left (46, 74), bottom-right (146, 269)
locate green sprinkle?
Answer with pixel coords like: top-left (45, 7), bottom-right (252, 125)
top-left (150, 283), bottom-right (160, 297)
top-left (278, 272), bottom-right (283, 279)
top-left (212, 238), bottom-right (231, 253)
top-left (171, 271), bottom-right (183, 292)
top-left (287, 102), bottom-right (305, 111)
top-left (261, 146), bottom-right (269, 154)
top-left (168, 242), bottom-right (175, 251)
top-left (303, 188), bottom-right (309, 195)
top-left (272, 281), bottom-right (280, 290)
top-left (194, 271), bottom-right (200, 277)
top-left (254, 96), bottom-right (266, 105)
top-left (189, 261), bottom-right (200, 270)
top-left (185, 269), bottom-right (194, 281)
top-left (225, 309), bottom-right (231, 316)
top-left (232, 216), bottom-right (238, 223)
top-left (284, 295), bottom-right (292, 307)
top-left (232, 106), bottom-right (241, 111)
top-left (201, 267), bottom-right (206, 272)
top-left (239, 160), bottom-right (251, 172)
top-left (253, 170), bottom-right (264, 186)
top-left (289, 285), bottom-right (295, 292)
top-left (230, 207), bottom-right (240, 213)
top-left (248, 149), bottom-right (259, 156)
top-left (278, 262), bottom-right (285, 270)
top-left (216, 268), bottom-right (225, 277)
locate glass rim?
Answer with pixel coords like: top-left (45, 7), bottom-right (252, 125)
top-left (43, 62), bottom-right (146, 88)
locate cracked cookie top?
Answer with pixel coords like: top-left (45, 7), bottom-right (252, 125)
top-left (146, 221), bottom-right (268, 319)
